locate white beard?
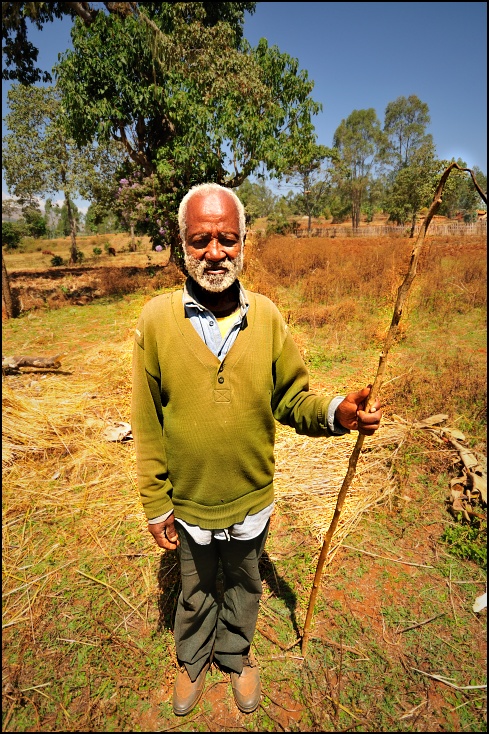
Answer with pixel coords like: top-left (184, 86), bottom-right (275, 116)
top-left (183, 249), bottom-right (244, 293)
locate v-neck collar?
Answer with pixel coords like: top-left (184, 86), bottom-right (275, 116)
top-left (170, 289), bottom-right (253, 368)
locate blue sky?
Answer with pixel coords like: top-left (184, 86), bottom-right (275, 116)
top-left (2, 1), bottom-right (487, 212)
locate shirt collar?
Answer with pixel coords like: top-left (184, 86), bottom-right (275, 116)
top-left (183, 277), bottom-right (249, 318)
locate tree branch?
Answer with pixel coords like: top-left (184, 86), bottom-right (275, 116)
top-left (117, 124), bottom-right (153, 175)
top-left (2, 355), bottom-right (64, 373)
top-left (463, 167), bottom-right (487, 204)
top-left (300, 161), bottom-right (487, 657)
top-left (64, 2), bottom-right (98, 25)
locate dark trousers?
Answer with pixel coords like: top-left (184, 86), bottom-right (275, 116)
top-left (174, 520), bottom-right (269, 681)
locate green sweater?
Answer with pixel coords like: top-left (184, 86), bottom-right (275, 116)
top-left (131, 287), bottom-right (334, 528)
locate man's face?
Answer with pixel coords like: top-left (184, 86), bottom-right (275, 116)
top-left (183, 191), bottom-right (243, 293)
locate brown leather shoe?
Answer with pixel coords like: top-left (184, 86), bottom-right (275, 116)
top-left (230, 654), bottom-right (261, 713)
top-left (172, 662), bottom-right (209, 716)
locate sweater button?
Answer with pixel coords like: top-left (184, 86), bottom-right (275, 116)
top-left (218, 376), bottom-right (224, 384)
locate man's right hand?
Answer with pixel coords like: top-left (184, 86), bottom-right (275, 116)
top-left (148, 513), bottom-right (180, 550)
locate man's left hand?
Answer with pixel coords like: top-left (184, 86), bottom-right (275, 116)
top-left (335, 386), bottom-right (382, 436)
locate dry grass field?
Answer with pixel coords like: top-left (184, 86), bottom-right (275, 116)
top-left (2, 230), bottom-right (487, 731)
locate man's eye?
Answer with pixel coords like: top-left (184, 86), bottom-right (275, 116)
top-left (219, 234), bottom-right (240, 244)
top-left (191, 235), bottom-right (238, 246)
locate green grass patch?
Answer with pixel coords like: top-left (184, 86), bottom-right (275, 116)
top-left (440, 519), bottom-right (487, 570)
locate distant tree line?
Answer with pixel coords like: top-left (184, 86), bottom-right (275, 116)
top-left (2, 2), bottom-right (487, 263)
top-left (1, 196), bottom-right (87, 250)
top-left (241, 96), bottom-right (486, 236)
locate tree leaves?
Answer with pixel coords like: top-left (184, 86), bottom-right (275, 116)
top-left (331, 108), bottom-right (384, 228)
top-left (52, 3), bottom-right (322, 256)
top-left (383, 95), bottom-right (431, 168)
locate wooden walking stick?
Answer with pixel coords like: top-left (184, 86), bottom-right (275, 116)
top-left (301, 163), bottom-right (487, 657)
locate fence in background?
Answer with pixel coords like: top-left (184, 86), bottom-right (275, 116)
top-left (292, 221), bottom-right (487, 238)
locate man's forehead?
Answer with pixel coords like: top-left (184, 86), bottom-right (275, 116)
top-left (187, 191), bottom-right (238, 219)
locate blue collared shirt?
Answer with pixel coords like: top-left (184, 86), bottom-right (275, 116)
top-left (182, 278), bottom-right (249, 360)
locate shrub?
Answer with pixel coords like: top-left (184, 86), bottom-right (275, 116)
top-left (2, 221), bottom-right (26, 250)
top-left (22, 208), bottom-right (47, 238)
top-left (266, 219), bottom-right (295, 236)
top-left (93, 247), bottom-right (102, 256)
top-left (294, 299), bottom-right (360, 328)
top-left (51, 255), bottom-right (64, 266)
top-left (97, 262), bottom-right (184, 298)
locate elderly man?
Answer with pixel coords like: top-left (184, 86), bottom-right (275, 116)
top-left (131, 183), bottom-right (381, 716)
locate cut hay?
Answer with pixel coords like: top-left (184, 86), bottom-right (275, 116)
top-left (3, 335), bottom-right (409, 632)
top-left (273, 420), bottom-right (406, 563)
top-left (2, 341), bottom-right (151, 631)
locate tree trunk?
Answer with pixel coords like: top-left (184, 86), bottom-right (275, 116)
top-left (65, 195), bottom-right (79, 264)
top-left (129, 223), bottom-right (136, 252)
top-left (170, 239), bottom-right (186, 272)
top-left (3, 354), bottom-right (64, 373)
top-left (351, 189), bottom-right (361, 230)
top-left (351, 202), bottom-right (360, 230)
top-left (2, 249), bottom-right (17, 318)
top-left (409, 212), bottom-right (416, 238)
top-left (301, 160), bottom-right (487, 658)
top-left (169, 220), bottom-right (186, 273)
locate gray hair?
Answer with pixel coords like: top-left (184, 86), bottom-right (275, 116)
top-left (178, 183), bottom-right (246, 245)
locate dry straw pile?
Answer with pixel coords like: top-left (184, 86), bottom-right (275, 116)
top-left (273, 420), bottom-right (406, 560)
top-left (2, 342), bottom-right (151, 633)
top-left (2, 331), bottom-right (409, 633)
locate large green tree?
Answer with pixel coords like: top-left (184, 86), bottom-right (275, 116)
top-left (331, 109), bottom-right (385, 229)
top-left (234, 179), bottom-right (277, 224)
top-left (382, 140), bottom-right (438, 234)
top-left (283, 139), bottom-right (332, 232)
top-left (383, 94), bottom-right (432, 168)
top-left (2, 83), bottom-right (125, 262)
top-left (84, 202), bottom-right (122, 235)
top-left (381, 95), bottom-right (438, 235)
top-left (21, 201), bottom-right (47, 238)
top-left (438, 161), bottom-right (487, 220)
top-left (53, 198), bottom-right (81, 238)
top-left (55, 2), bottom-right (323, 260)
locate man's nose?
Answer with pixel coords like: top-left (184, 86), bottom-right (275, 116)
top-left (204, 237), bottom-right (225, 261)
